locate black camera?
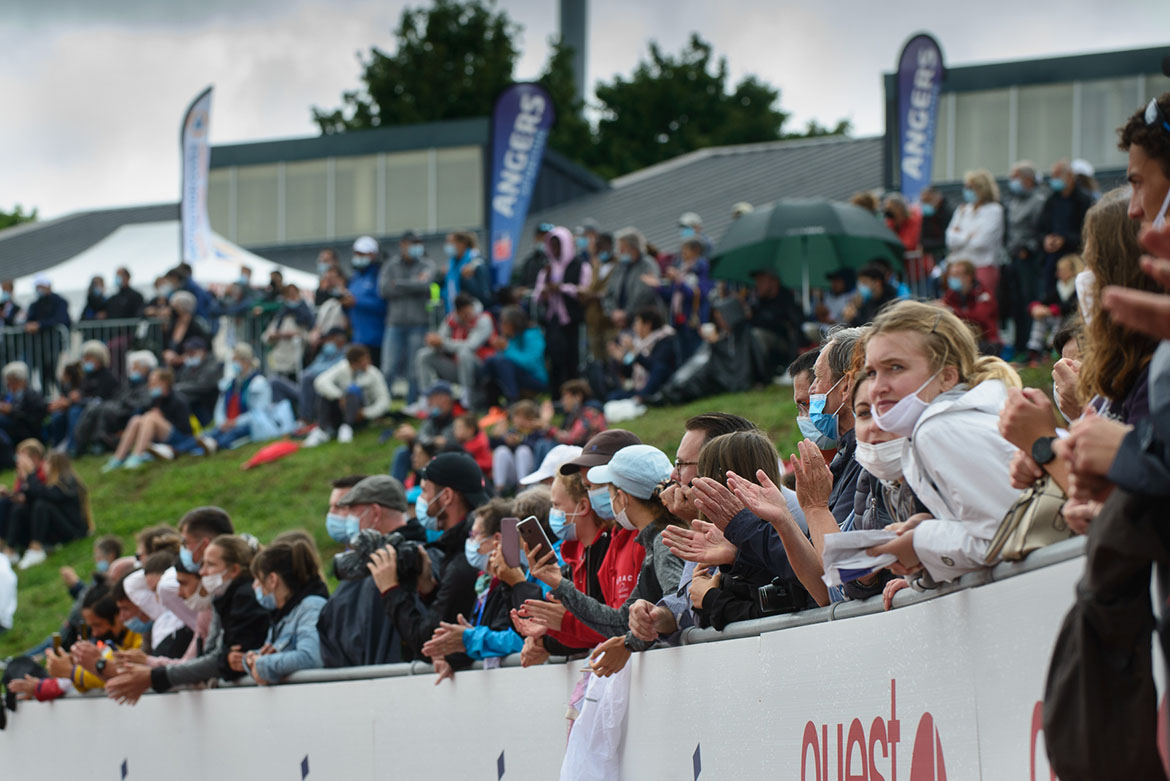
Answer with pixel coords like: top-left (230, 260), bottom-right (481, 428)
top-left (756, 577), bottom-right (804, 616)
top-left (332, 529), bottom-right (424, 588)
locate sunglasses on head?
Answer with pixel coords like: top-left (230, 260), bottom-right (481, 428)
top-left (1145, 97), bottom-right (1170, 134)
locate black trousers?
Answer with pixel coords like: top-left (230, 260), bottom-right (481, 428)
top-left (30, 502), bottom-right (86, 547)
top-left (544, 321), bottom-right (581, 396)
top-left (2, 498), bottom-right (31, 551)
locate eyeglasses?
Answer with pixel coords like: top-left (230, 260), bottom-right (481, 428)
top-left (1145, 98), bottom-right (1170, 134)
top-left (673, 459), bottom-right (699, 470)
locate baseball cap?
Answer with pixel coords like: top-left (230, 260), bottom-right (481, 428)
top-left (338, 475), bottom-right (408, 512)
top-left (352, 235), bottom-right (380, 255)
top-left (34, 275), bottom-right (51, 288)
top-left (1070, 158), bottom-right (1095, 178)
top-left (520, 444), bottom-right (583, 485)
top-left (558, 430), bottom-right (642, 475)
top-left (400, 230), bottom-right (418, 242)
top-left (182, 337), bottom-right (208, 352)
top-left (421, 452), bottom-right (489, 508)
top-left (585, 444), bottom-right (673, 501)
top-left (678, 211), bottom-right (702, 228)
top-left (323, 326), bottom-right (348, 340)
top-left (424, 381), bottom-right (454, 398)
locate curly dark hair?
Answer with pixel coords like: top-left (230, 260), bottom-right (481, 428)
top-left (1119, 92), bottom-right (1170, 176)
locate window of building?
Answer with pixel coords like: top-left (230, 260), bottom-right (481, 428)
top-left (953, 88), bottom-right (1012, 177)
top-left (283, 160), bottom-right (328, 243)
top-left (1016, 83), bottom-right (1074, 174)
top-left (235, 164), bottom-right (279, 245)
top-left (208, 169), bottom-right (232, 240)
top-left (386, 150), bottom-right (431, 234)
top-left (1081, 77), bottom-right (1139, 171)
top-left (436, 146), bottom-right (483, 230)
top-left (334, 155), bottom-right (378, 239)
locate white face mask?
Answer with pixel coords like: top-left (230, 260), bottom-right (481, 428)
top-left (854, 437), bottom-right (906, 482)
top-left (201, 571), bottom-right (228, 598)
top-left (611, 491), bottom-right (636, 531)
top-left (872, 369), bottom-right (942, 438)
top-left (183, 587), bottom-right (213, 612)
top-left (1153, 184), bottom-right (1170, 230)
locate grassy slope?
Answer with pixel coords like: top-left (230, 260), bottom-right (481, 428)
top-left (0, 364), bottom-right (1052, 658)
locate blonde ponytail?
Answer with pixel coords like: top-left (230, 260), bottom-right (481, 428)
top-left (970, 355), bottom-right (1022, 390)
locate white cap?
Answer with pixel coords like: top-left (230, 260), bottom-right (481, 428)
top-left (586, 444), bottom-right (673, 500)
top-left (731, 202), bottom-right (754, 217)
top-left (520, 444), bottom-right (583, 485)
top-left (352, 235), bottom-right (380, 255)
top-left (1070, 159), bottom-right (1095, 178)
top-left (34, 275), bottom-right (50, 288)
top-left (678, 211), bottom-right (702, 228)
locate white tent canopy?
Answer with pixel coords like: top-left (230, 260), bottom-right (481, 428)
top-left (12, 221), bottom-right (317, 315)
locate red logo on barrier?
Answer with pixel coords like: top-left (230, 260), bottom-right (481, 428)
top-left (801, 679), bottom-right (946, 781)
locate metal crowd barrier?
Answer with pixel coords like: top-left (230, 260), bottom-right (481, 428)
top-left (203, 536), bottom-right (1086, 691)
top-left (0, 324), bottom-right (72, 396)
top-left (75, 318), bottom-right (164, 385)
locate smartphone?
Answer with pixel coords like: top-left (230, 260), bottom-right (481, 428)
top-left (500, 517), bottom-right (521, 569)
top-left (517, 516), bottom-right (554, 565)
top-left (52, 632), bottom-right (62, 652)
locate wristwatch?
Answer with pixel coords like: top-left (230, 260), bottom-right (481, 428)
top-left (95, 657), bottom-right (108, 676)
top-left (1031, 436), bottom-right (1056, 466)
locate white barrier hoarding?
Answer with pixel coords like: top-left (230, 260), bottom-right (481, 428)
top-left (1, 558), bottom-right (1082, 779)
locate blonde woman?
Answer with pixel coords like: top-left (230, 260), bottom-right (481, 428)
top-left (862, 300), bottom-right (1022, 584)
top-left (17, 451), bottom-right (93, 569)
top-left (946, 168), bottom-right (1005, 296)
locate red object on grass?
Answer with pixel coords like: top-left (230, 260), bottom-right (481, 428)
top-left (241, 440), bottom-right (300, 470)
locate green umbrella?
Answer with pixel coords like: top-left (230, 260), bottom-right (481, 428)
top-left (711, 198), bottom-right (905, 309)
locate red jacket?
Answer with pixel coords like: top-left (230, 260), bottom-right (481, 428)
top-left (944, 281), bottom-right (999, 345)
top-left (547, 526), bottom-right (644, 650)
top-left (461, 431), bottom-right (493, 476)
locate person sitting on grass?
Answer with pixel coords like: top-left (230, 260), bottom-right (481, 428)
top-left (198, 343), bottom-right (295, 454)
top-left (452, 413), bottom-right (493, 476)
top-left (14, 451), bottom-right (94, 570)
top-left (304, 344), bottom-right (391, 447)
top-left (538, 379), bottom-right (607, 448)
top-left (0, 438), bottom-right (46, 563)
top-left (103, 368), bottom-right (199, 471)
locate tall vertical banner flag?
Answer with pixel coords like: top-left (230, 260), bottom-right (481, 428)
top-left (180, 86), bottom-right (214, 264)
top-left (488, 83), bottom-right (555, 287)
top-left (896, 34), bottom-right (945, 203)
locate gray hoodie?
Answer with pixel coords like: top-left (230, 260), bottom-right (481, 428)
top-left (379, 253), bottom-right (436, 327)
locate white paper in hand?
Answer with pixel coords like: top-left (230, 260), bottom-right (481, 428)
top-left (821, 530), bottom-right (899, 588)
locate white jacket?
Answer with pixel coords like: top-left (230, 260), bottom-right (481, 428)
top-left (945, 202), bottom-right (1004, 268)
top-left (902, 379), bottom-right (1021, 582)
top-left (313, 360), bottom-right (391, 420)
top-left (0, 554), bottom-right (15, 630)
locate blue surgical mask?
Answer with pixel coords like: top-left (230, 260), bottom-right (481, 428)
top-left (416, 494), bottom-right (442, 532)
top-left (947, 276), bottom-right (964, 292)
top-left (549, 507), bottom-right (578, 542)
top-left (238, 276), bottom-right (250, 287)
top-left (575, 236), bottom-right (588, 251)
top-left (179, 545), bottom-right (196, 570)
top-left (317, 262), bottom-right (331, 275)
top-left (0, 291), bottom-right (9, 303)
top-left (806, 376), bottom-right (844, 449)
top-left (921, 203), bottom-right (935, 218)
top-left (464, 536), bottom-right (488, 571)
top-left (409, 243), bottom-right (425, 259)
top-left (345, 514), bottom-right (362, 539)
top-left (184, 355), bottom-right (202, 368)
top-left (320, 342), bottom-right (339, 358)
top-left (617, 253), bottom-right (633, 264)
top-left (95, 559), bottom-right (110, 573)
top-left (254, 587), bottom-right (277, 610)
top-left (444, 243), bottom-right (457, 258)
top-left (588, 486), bottom-right (614, 521)
top-left (352, 255), bottom-right (371, 269)
top-left (857, 282), bottom-right (873, 301)
top-left (598, 251), bottom-right (612, 262)
top-left (115, 277), bottom-right (126, 291)
top-left (428, 406), bottom-right (443, 418)
top-left (128, 371), bottom-right (145, 385)
top-left (158, 284), bottom-right (174, 298)
top-left (962, 187), bottom-right (977, 204)
top-left (1008, 179), bottom-right (1025, 195)
top-left (149, 387), bottom-right (164, 399)
top-left (82, 360), bottom-right (96, 374)
top-left (680, 226), bottom-right (695, 239)
top-left (326, 512), bottom-right (351, 543)
top-left (797, 415), bottom-right (837, 451)
top-left (1049, 177), bottom-right (1065, 193)
top-left (425, 528), bottom-right (444, 543)
top-left (125, 617), bottom-right (152, 635)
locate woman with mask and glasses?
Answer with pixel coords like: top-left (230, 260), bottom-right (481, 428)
top-left (861, 301), bottom-right (1022, 585)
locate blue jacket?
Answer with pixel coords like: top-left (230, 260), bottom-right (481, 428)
top-left (252, 594), bottom-right (327, 682)
top-left (184, 279), bottom-right (219, 335)
top-left (461, 579), bottom-right (523, 660)
top-left (442, 250), bottom-right (493, 312)
top-left (347, 264), bottom-right (387, 348)
top-left (503, 327), bottom-right (548, 385)
top-left (26, 292), bottom-right (71, 329)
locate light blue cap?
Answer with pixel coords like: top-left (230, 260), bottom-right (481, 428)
top-left (586, 444), bottom-right (672, 500)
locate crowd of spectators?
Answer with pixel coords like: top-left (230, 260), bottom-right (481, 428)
top-left (0, 94), bottom-right (1167, 775)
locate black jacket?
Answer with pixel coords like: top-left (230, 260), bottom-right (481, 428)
top-left (21, 473), bottom-right (86, 536)
top-left (104, 287), bottom-right (146, 320)
top-left (211, 576), bottom-right (271, 681)
top-left (1038, 188), bottom-right (1093, 256)
top-left (81, 368), bottom-right (120, 401)
top-left (383, 513), bottom-right (479, 662)
top-left (318, 521), bottom-right (426, 668)
top-left (152, 392), bottom-right (193, 435)
top-left (1, 389), bottom-right (47, 443)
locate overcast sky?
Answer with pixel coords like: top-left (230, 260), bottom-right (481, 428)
top-left (4, 0), bottom-right (1169, 219)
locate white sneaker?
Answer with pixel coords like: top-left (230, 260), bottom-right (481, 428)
top-left (18, 548), bottom-right (47, 570)
top-left (148, 443), bottom-right (176, 461)
top-left (337, 424), bottom-right (354, 444)
top-left (302, 427), bottom-right (331, 448)
top-left (199, 435), bottom-right (218, 454)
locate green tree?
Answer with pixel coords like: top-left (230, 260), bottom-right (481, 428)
top-left (312, 0), bottom-right (519, 133)
top-left (0, 204), bottom-right (36, 232)
top-left (538, 38), bottom-right (592, 164)
top-left (585, 34), bottom-right (850, 178)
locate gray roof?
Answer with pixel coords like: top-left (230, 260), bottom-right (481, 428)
top-left (0, 202), bottom-right (178, 280)
top-left (521, 134), bottom-right (884, 256)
